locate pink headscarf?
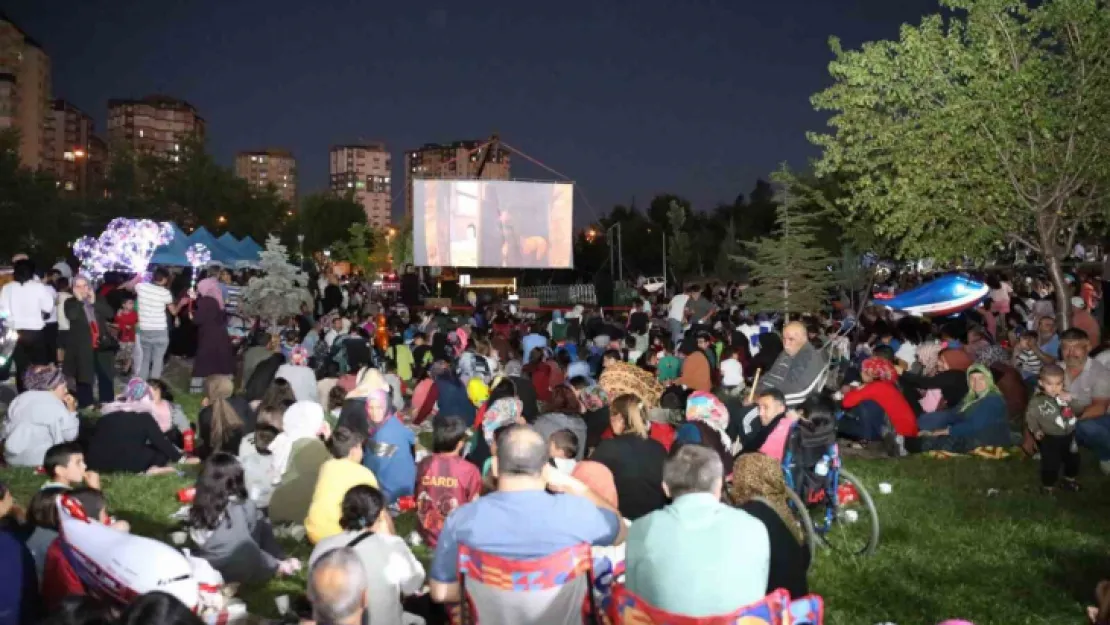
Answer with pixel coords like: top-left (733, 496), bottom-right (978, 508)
top-left (197, 277), bottom-right (224, 309)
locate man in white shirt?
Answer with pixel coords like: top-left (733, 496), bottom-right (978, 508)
top-left (135, 268), bottom-right (184, 380)
top-left (667, 288), bottom-right (691, 345)
top-left (0, 260), bottom-right (55, 391)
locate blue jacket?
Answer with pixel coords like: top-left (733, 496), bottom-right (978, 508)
top-left (950, 394), bottom-right (1010, 446)
top-left (363, 416), bottom-right (416, 504)
top-left (0, 530), bottom-right (39, 625)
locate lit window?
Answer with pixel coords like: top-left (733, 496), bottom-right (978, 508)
top-left (250, 155), bottom-right (258, 162)
top-left (63, 151), bottom-right (75, 161)
top-left (64, 181), bottom-right (75, 191)
top-left (172, 155), bottom-right (180, 162)
top-left (174, 143), bottom-right (180, 151)
top-left (282, 183), bottom-right (287, 188)
top-left (347, 182), bottom-right (353, 188)
top-left (356, 181), bottom-right (366, 189)
top-left (139, 129), bottom-right (144, 138)
top-left (384, 177), bottom-right (390, 183)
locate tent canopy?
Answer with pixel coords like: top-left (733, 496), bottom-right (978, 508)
top-left (148, 224), bottom-right (192, 266)
top-left (188, 227), bottom-right (243, 265)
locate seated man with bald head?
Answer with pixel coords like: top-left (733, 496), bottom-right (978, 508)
top-left (428, 424), bottom-right (625, 604)
top-left (308, 547), bottom-right (369, 625)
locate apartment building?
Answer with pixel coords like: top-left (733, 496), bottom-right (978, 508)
top-left (404, 139), bottom-right (510, 217)
top-left (106, 95), bottom-right (205, 159)
top-left (0, 13), bottom-right (51, 169)
top-left (45, 99), bottom-right (104, 193)
top-left (235, 149), bottom-right (297, 204)
top-left (329, 143), bottom-right (391, 228)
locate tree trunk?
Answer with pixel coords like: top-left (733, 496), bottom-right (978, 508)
top-left (1046, 253), bottom-right (1072, 331)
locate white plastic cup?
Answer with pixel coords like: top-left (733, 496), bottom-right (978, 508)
top-left (170, 531), bottom-right (187, 546)
top-left (274, 595), bottom-right (290, 615)
top-left (843, 509), bottom-right (859, 523)
top-left (878, 482), bottom-right (892, 495)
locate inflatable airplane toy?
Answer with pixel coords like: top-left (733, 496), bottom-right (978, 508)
top-left (57, 494), bottom-right (224, 612)
top-left (874, 274), bottom-right (989, 317)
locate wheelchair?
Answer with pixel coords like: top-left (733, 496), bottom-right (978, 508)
top-left (780, 413), bottom-right (881, 560)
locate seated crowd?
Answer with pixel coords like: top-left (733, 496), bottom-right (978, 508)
top-left (1, 272), bottom-right (1108, 624)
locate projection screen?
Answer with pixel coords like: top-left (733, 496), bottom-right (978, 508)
top-left (412, 179), bottom-right (574, 269)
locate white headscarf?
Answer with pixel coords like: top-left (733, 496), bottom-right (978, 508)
top-left (269, 401), bottom-right (327, 479)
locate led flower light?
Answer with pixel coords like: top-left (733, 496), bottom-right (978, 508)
top-left (185, 243), bottom-right (211, 289)
top-left (73, 218), bottom-right (174, 281)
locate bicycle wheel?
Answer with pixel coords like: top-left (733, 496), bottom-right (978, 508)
top-left (818, 468), bottom-right (880, 556)
top-left (784, 487), bottom-right (819, 562)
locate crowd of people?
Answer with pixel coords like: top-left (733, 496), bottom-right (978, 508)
top-left (1, 255), bottom-right (1109, 624)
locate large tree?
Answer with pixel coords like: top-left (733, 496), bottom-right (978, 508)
top-left (297, 192), bottom-right (366, 255)
top-left (810, 0), bottom-right (1110, 324)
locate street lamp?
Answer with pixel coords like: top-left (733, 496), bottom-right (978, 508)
top-left (217, 215), bottom-right (227, 224)
top-left (297, 233), bottom-right (305, 263)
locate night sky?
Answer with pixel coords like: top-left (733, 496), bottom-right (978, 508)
top-left (9, 0), bottom-right (940, 223)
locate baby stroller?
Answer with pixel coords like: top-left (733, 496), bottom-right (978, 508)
top-left (781, 415), bottom-right (880, 559)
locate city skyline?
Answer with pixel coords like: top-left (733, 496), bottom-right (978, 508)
top-left (5, 1), bottom-right (943, 223)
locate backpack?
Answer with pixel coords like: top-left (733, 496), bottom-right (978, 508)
top-left (782, 415), bottom-right (837, 503)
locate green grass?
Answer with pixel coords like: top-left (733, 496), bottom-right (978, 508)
top-left (5, 375), bottom-right (1106, 623)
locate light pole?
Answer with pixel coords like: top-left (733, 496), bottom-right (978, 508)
top-left (297, 234), bottom-right (305, 264)
top-left (605, 222), bottom-right (623, 283)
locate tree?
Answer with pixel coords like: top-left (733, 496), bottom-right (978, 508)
top-left (389, 216), bottom-right (414, 268)
top-left (298, 192), bottom-right (366, 255)
top-left (666, 200), bottom-right (695, 280)
top-left (331, 223), bottom-right (373, 275)
top-left (737, 168), bottom-right (837, 316)
top-left (239, 235), bottom-right (312, 330)
top-left (810, 0), bottom-right (1110, 325)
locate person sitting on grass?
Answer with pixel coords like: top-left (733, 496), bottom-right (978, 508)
top-left (1026, 364), bottom-right (1080, 493)
top-left (0, 480), bottom-right (41, 624)
top-left (146, 378), bottom-right (191, 449)
top-left (359, 377), bottom-right (416, 505)
top-left (548, 429), bottom-right (580, 475)
top-left (237, 423), bottom-right (282, 509)
top-left (918, 363), bottom-right (1010, 453)
top-left (85, 378), bottom-right (197, 475)
top-left (838, 356), bottom-right (918, 456)
top-left (269, 401), bottom-right (331, 525)
top-left (23, 486), bottom-right (67, 582)
top-left (41, 442), bottom-right (100, 491)
top-left (415, 414), bottom-right (481, 548)
top-left (308, 485), bottom-right (425, 625)
top-left (42, 487), bottom-right (130, 611)
top-left (305, 427), bottom-right (379, 544)
top-left (196, 374), bottom-right (254, 460)
top-left (1, 366), bottom-right (79, 467)
top-left (187, 452), bottom-right (300, 585)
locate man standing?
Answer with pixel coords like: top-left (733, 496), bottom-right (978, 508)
top-left (1062, 329), bottom-right (1110, 474)
top-left (626, 445), bottom-right (770, 617)
top-left (308, 547), bottom-right (369, 625)
top-left (135, 268), bottom-right (184, 380)
top-left (667, 287), bottom-right (691, 346)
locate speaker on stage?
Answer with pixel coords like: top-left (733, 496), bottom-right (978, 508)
top-left (400, 273), bottom-right (420, 308)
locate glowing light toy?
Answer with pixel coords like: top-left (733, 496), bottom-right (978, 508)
top-left (185, 243), bottom-right (211, 289)
top-left (73, 218), bottom-right (174, 281)
top-left (0, 312), bottom-right (17, 368)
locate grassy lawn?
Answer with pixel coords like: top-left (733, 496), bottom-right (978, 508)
top-left (3, 371), bottom-right (1106, 623)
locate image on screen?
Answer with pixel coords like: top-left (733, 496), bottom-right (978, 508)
top-left (412, 179), bottom-right (574, 269)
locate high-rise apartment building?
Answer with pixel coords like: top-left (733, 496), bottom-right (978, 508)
top-left (235, 149), bottom-right (297, 204)
top-left (329, 143), bottom-right (391, 228)
top-left (0, 13), bottom-right (52, 169)
top-left (45, 99), bottom-right (103, 194)
top-left (106, 95), bottom-right (204, 159)
top-left (404, 139), bottom-right (510, 217)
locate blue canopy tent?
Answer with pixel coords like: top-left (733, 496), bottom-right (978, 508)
top-left (217, 232), bottom-right (240, 249)
top-left (148, 224), bottom-right (192, 266)
top-left (187, 227), bottom-right (244, 265)
top-left (233, 235), bottom-right (263, 266)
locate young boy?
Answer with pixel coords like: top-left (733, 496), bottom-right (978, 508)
top-left (1012, 330), bottom-right (1043, 380)
top-left (1025, 365), bottom-right (1080, 493)
top-left (42, 443), bottom-right (99, 491)
top-left (114, 297), bottom-right (139, 374)
top-left (414, 414), bottom-right (481, 548)
top-left (305, 427), bottom-right (380, 543)
top-left (42, 487), bottom-right (129, 611)
top-left (548, 429), bottom-right (579, 475)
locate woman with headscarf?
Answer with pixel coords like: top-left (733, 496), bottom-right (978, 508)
top-left (269, 400), bottom-right (331, 523)
top-left (355, 371), bottom-right (416, 504)
top-left (673, 391), bottom-right (732, 471)
top-left (190, 278), bottom-right (235, 394)
top-left (62, 276), bottom-right (117, 407)
top-left (900, 347), bottom-right (972, 412)
top-left (918, 363), bottom-right (1011, 453)
top-left (84, 378), bottom-right (188, 474)
top-left (1, 367), bottom-right (78, 466)
top-left (532, 385), bottom-right (588, 460)
top-left (839, 357), bottom-right (918, 448)
top-left (729, 454), bottom-right (810, 598)
top-left (972, 343), bottom-right (1028, 426)
top-left (275, 346), bottom-right (319, 404)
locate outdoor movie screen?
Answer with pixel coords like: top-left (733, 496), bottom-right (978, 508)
top-left (412, 179), bottom-right (574, 269)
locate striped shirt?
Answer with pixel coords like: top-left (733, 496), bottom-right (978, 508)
top-left (225, 284), bottom-right (242, 316)
top-left (1015, 348), bottom-right (1042, 376)
top-left (135, 282), bottom-right (173, 331)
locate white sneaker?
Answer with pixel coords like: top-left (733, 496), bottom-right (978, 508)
top-left (1100, 460), bottom-right (1110, 476)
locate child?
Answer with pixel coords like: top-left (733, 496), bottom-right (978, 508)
top-left (1025, 365), bottom-right (1080, 493)
top-left (188, 453), bottom-right (299, 584)
top-left (1012, 330), bottom-right (1043, 380)
top-left (114, 297), bottom-right (138, 374)
top-left (238, 423), bottom-right (282, 508)
top-left (325, 384), bottom-right (347, 427)
top-left (414, 414), bottom-right (481, 548)
top-left (719, 348), bottom-right (745, 399)
top-left (548, 429), bottom-right (579, 475)
top-left (42, 487), bottom-right (130, 611)
top-left (381, 359), bottom-right (405, 413)
top-left (42, 443), bottom-right (99, 491)
top-left (304, 427), bottom-right (379, 544)
top-left (147, 378), bottom-right (190, 447)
